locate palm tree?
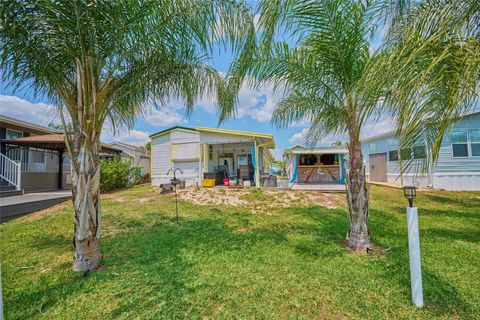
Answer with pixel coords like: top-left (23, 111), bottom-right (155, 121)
top-left (371, 0), bottom-right (479, 167)
top-left (0, 0), bottom-right (253, 271)
top-left (223, 0), bottom-right (385, 251)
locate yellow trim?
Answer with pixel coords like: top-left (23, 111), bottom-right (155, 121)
top-left (255, 140), bottom-right (272, 188)
top-left (195, 126), bottom-right (276, 149)
top-left (150, 128), bottom-right (196, 140)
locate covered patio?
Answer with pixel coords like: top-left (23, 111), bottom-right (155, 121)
top-left (1, 134), bottom-right (121, 193)
top-left (197, 127), bottom-right (275, 187)
top-left (284, 145), bottom-right (349, 189)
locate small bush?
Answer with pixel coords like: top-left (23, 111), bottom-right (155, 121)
top-left (100, 157), bottom-right (135, 192)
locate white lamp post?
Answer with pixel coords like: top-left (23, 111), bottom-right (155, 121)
top-left (404, 186), bottom-right (424, 308)
top-left (0, 264), bottom-right (4, 320)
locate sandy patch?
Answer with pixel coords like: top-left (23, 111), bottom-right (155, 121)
top-left (175, 187), bottom-right (343, 213)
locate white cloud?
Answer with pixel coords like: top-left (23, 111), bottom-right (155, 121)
top-left (289, 128), bottom-right (309, 144)
top-left (0, 95), bottom-right (59, 126)
top-left (143, 107), bottom-right (186, 126)
top-left (232, 82), bottom-right (284, 122)
top-left (360, 117), bottom-right (395, 140)
top-left (101, 120), bottom-right (149, 146)
top-left (288, 127), bottom-right (347, 147)
top-left (108, 129), bottom-right (149, 146)
top-left (270, 148), bottom-right (283, 160)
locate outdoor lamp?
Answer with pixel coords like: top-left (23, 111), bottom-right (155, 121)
top-left (403, 184), bottom-right (423, 308)
top-left (404, 186), bottom-right (416, 207)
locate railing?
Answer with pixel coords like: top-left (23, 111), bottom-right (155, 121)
top-left (0, 153), bottom-right (21, 190)
top-left (6, 148), bottom-right (62, 173)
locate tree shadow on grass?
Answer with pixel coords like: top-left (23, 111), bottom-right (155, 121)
top-left (97, 215), bottom-right (296, 318)
top-left (423, 227), bottom-right (480, 244)
top-left (421, 193), bottom-right (480, 210)
top-left (420, 207), bottom-right (480, 220)
top-left (370, 207), bottom-right (473, 318)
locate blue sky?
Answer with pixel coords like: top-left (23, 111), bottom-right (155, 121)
top-left (0, 61), bottom-right (318, 160)
top-left (0, 19), bottom-right (393, 160)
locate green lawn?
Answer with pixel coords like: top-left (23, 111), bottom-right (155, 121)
top-left (1, 185), bottom-right (479, 319)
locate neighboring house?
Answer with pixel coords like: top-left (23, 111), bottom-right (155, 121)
top-left (283, 145), bottom-right (348, 186)
top-left (361, 110), bottom-right (480, 191)
top-left (150, 126), bottom-right (275, 187)
top-left (0, 115), bottom-right (121, 196)
top-left (109, 141), bottom-right (150, 175)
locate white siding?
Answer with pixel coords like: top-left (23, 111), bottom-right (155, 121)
top-left (151, 134), bottom-right (171, 186)
top-left (433, 173), bottom-right (480, 191)
top-left (173, 161), bottom-right (200, 186)
top-left (171, 130), bottom-right (200, 185)
top-left (171, 130), bottom-right (200, 144)
top-left (200, 132), bottom-right (254, 144)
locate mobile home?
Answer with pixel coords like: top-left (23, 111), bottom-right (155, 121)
top-left (361, 110), bottom-right (480, 190)
top-left (149, 126), bottom-right (275, 187)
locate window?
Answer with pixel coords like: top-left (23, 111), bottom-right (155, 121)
top-left (33, 151), bottom-right (45, 163)
top-left (451, 130), bottom-right (468, 157)
top-left (413, 146), bottom-right (427, 159)
top-left (470, 129), bottom-right (480, 157)
top-left (388, 150), bottom-right (398, 161)
top-left (6, 129), bottom-right (23, 140)
top-left (369, 143), bottom-right (377, 154)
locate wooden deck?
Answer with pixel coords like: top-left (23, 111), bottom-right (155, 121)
top-left (290, 183), bottom-right (346, 192)
top-left (0, 191), bottom-right (71, 222)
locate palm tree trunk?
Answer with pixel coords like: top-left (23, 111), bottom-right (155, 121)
top-left (345, 140), bottom-right (371, 251)
top-left (71, 139), bottom-right (102, 271)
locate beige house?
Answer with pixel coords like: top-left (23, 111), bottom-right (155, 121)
top-left (0, 115), bottom-right (120, 196)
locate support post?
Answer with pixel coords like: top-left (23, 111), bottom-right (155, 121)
top-left (58, 151), bottom-right (64, 189)
top-left (407, 206), bottom-right (424, 307)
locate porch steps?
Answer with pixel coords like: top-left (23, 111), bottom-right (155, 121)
top-left (0, 178), bottom-right (24, 198)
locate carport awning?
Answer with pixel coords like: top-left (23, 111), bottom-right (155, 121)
top-left (1, 134), bottom-right (121, 154)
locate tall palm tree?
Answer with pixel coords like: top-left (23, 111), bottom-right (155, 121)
top-left (223, 0), bottom-right (384, 251)
top-left (371, 0), bottom-right (479, 168)
top-left (0, 0), bottom-right (253, 271)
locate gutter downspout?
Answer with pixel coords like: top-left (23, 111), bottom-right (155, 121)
top-left (255, 140), bottom-right (272, 188)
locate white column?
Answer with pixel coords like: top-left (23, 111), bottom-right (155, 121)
top-left (407, 206), bottom-right (424, 308)
top-left (254, 140), bottom-right (260, 187)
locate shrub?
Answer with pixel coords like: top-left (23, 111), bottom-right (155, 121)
top-left (100, 157), bottom-right (135, 192)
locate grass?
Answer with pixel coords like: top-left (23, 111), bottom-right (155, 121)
top-left (1, 185), bottom-right (479, 319)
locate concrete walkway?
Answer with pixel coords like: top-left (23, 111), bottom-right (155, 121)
top-left (0, 191), bottom-right (71, 222)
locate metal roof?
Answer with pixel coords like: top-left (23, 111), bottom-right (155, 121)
top-left (1, 134), bottom-right (121, 153)
top-left (149, 125), bottom-right (276, 149)
top-left (284, 145), bottom-right (348, 155)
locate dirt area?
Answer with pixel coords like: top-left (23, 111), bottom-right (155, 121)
top-left (176, 186), bottom-right (343, 213)
top-left (23, 201), bottom-right (71, 222)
